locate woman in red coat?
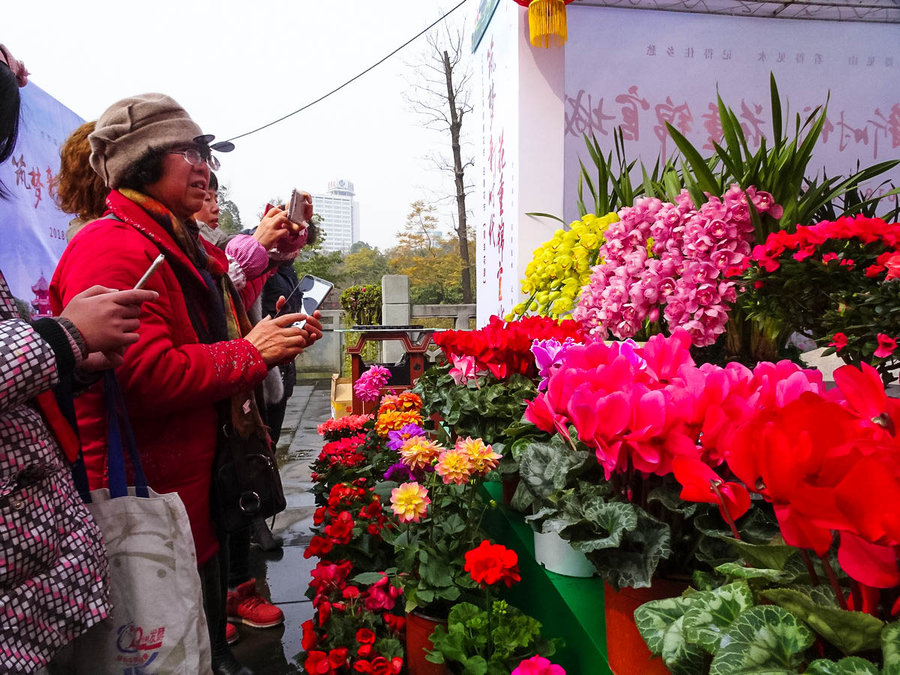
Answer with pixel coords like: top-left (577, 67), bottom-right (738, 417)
top-left (50, 93), bottom-right (320, 675)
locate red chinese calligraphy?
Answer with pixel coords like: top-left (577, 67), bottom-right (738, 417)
top-left (654, 97), bottom-right (693, 158)
top-left (615, 86), bottom-right (650, 141)
top-left (565, 89), bottom-right (615, 137)
top-left (738, 100), bottom-right (766, 148)
top-left (28, 166), bottom-right (43, 208)
top-left (702, 102), bottom-right (723, 152)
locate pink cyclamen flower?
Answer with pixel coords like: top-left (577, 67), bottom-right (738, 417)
top-left (448, 353), bottom-right (479, 385)
top-left (885, 253), bottom-right (900, 281)
top-left (874, 334), bottom-right (897, 359)
top-left (511, 656), bottom-right (566, 675)
top-left (354, 365), bottom-right (391, 402)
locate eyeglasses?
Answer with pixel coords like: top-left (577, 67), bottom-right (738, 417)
top-left (170, 146), bottom-right (220, 171)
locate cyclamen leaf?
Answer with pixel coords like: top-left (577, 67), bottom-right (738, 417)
top-left (584, 510), bottom-right (671, 589)
top-left (883, 622), bottom-right (900, 675)
top-left (761, 588), bottom-right (884, 654)
top-left (805, 657), bottom-right (880, 675)
top-left (634, 594), bottom-right (698, 654)
top-left (714, 562), bottom-right (796, 584)
top-left (661, 615), bottom-right (706, 675)
top-left (709, 605), bottom-right (814, 675)
top-left (682, 582), bottom-right (755, 654)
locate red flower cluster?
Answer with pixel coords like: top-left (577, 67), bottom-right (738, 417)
top-left (434, 315), bottom-right (585, 380)
top-left (464, 540), bottom-right (521, 587)
top-left (750, 215), bottom-right (900, 273)
top-left (303, 478), bottom-right (405, 672)
top-left (723, 362), bottom-right (900, 592)
top-left (316, 433), bottom-right (368, 471)
top-left (317, 414), bottom-right (374, 441)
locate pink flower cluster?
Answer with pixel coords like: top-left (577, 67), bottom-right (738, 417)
top-left (574, 186), bottom-right (782, 346)
top-left (354, 365), bottom-right (391, 402)
top-left (525, 330), bottom-right (826, 479)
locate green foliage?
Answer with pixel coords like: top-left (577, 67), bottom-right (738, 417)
top-left (884, 622), bottom-right (900, 675)
top-left (761, 588), bottom-right (884, 654)
top-left (634, 594), bottom-right (706, 674)
top-left (668, 74), bottom-right (899, 240)
top-left (216, 184), bottom-right (243, 235)
top-left (342, 245), bottom-right (389, 287)
top-left (427, 600), bottom-right (557, 675)
top-left (708, 605), bottom-right (814, 675)
top-left (412, 365), bottom-right (537, 445)
top-left (340, 285), bottom-right (383, 325)
top-left (806, 657), bottom-right (880, 675)
top-left (387, 200), bottom-right (469, 304)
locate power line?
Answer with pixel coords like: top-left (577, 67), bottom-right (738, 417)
top-left (224, 0), bottom-right (471, 144)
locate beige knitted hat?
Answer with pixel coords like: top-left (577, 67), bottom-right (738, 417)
top-left (89, 93), bottom-right (204, 189)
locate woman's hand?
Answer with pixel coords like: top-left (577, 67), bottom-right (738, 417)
top-left (254, 206), bottom-right (304, 250)
top-left (61, 286), bottom-right (158, 353)
top-left (244, 312), bottom-right (317, 366)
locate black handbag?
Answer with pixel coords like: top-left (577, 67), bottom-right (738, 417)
top-left (212, 402), bottom-right (286, 533)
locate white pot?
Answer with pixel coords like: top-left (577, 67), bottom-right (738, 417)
top-left (533, 528), bottom-right (595, 577)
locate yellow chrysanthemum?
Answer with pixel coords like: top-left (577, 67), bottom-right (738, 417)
top-left (375, 410), bottom-right (423, 437)
top-left (390, 482), bottom-right (430, 523)
top-left (434, 448), bottom-right (474, 485)
top-left (456, 437), bottom-right (502, 475)
top-left (400, 436), bottom-right (443, 470)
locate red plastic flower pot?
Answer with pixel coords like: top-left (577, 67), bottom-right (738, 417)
top-left (405, 611), bottom-right (448, 675)
top-left (604, 579), bottom-right (687, 675)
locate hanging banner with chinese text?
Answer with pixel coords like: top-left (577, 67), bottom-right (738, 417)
top-left (474, 0), bottom-right (520, 325)
top-left (0, 82), bottom-right (83, 316)
top-left (563, 7), bottom-right (900, 223)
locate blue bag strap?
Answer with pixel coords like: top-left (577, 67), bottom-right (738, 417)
top-left (71, 452), bottom-right (92, 503)
top-left (104, 371), bottom-right (149, 498)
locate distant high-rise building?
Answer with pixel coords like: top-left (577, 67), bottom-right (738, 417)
top-left (312, 179), bottom-right (360, 254)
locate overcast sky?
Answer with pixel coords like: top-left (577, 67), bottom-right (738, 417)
top-left (5, 0), bottom-right (474, 250)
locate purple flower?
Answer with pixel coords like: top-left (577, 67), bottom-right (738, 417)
top-left (532, 337), bottom-right (576, 391)
top-left (383, 462), bottom-right (414, 483)
top-left (387, 423), bottom-right (426, 451)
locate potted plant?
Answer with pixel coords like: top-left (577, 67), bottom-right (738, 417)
top-left (635, 361), bottom-right (900, 673)
top-left (426, 540), bottom-right (559, 674)
top-left (742, 214), bottom-right (900, 384)
top-left (517, 330), bottom-right (838, 672)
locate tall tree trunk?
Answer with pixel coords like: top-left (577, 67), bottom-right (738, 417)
top-left (443, 50), bottom-right (473, 304)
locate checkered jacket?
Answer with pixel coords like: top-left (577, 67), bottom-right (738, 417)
top-left (0, 270), bottom-right (109, 673)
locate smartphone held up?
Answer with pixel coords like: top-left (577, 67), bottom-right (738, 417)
top-left (276, 274), bottom-right (334, 330)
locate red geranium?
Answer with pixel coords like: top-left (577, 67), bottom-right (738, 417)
top-left (328, 647), bottom-right (349, 669)
top-left (464, 540), bottom-right (521, 587)
top-left (305, 650), bottom-right (334, 674)
top-left (325, 511), bottom-right (355, 544)
top-left (301, 619), bottom-right (317, 651)
top-left (304, 535), bottom-right (334, 559)
top-left (355, 628), bottom-right (376, 644)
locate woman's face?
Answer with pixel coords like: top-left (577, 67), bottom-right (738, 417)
top-left (194, 190), bottom-right (220, 228)
top-left (144, 146), bottom-right (209, 220)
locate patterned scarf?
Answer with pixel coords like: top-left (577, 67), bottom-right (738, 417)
top-left (120, 189), bottom-right (265, 439)
top-left (120, 189), bottom-right (251, 343)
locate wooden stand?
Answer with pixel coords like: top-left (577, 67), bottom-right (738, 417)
top-left (348, 329), bottom-right (435, 414)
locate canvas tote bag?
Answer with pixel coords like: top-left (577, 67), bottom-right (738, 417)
top-left (71, 372), bottom-right (212, 674)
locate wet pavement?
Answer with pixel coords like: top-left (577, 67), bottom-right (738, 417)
top-left (231, 378), bottom-right (333, 674)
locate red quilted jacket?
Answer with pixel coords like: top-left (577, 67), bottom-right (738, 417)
top-left (50, 190), bottom-right (268, 564)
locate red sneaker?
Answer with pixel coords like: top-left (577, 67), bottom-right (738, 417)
top-left (226, 622), bottom-right (239, 645)
top-left (226, 578), bottom-right (285, 628)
